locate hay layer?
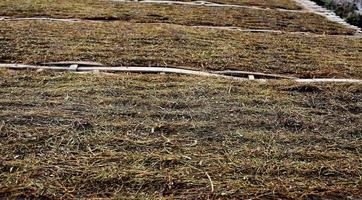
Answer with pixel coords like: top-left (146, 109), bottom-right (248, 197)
top-left (0, 70), bottom-right (361, 199)
top-left (0, 21), bottom-right (361, 78)
top-left (0, 0), bottom-right (355, 34)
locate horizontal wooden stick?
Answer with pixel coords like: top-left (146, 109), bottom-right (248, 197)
top-left (295, 79), bottom-right (362, 83)
top-left (0, 63), bottom-right (361, 83)
top-left (213, 70), bottom-right (296, 79)
top-left (0, 64), bottom-right (247, 81)
top-left (0, 16), bottom-right (103, 23)
top-left (41, 61), bottom-right (104, 66)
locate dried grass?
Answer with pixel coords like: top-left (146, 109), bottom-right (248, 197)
top-left (0, 70), bottom-right (361, 199)
top-left (152, 0), bottom-right (303, 9)
top-left (0, 0), bottom-right (355, 34)
top-left (0, 21), bottom-right (361, 78)
top-left (1, 0), bottom-right (361, 199)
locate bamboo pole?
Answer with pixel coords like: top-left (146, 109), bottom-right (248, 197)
top-left (0, 63), bottom-right (361, 83)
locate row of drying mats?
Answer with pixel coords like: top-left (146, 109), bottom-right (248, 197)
top-left (0, 0), bottom-right (361, 35)
top-left (1, 62), bottom-right (361, 83)
top-left (0, 16), bottom-right (360, 38)
top-left (0, 0), bottom-right (361, 83)
top-left (112, 0), bottom-right (362, 34)
top-left (111, 0), bottom-right (356, 32)
top-left (2, 16), bottom-right (360, 39)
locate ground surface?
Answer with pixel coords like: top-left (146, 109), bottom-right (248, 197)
top-left (0, 0), bottom-right (361, 199)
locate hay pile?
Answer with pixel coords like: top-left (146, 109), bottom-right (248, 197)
top-left (0, 21), bottom-right (361, 78)
top-left (1, 70), bottom-right (361, 199)
top-left (0, 0), bottom-right (355, 34)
